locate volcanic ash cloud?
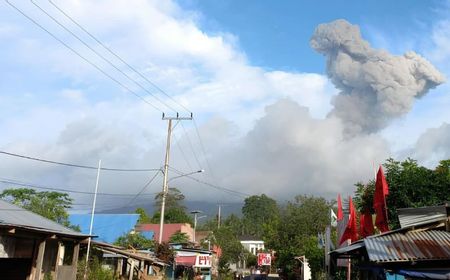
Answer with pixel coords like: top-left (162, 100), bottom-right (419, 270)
top-left (310, 19), bottom-right (446, 136)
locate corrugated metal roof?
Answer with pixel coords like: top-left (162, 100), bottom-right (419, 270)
top-left (365, 230), bottom-right (450, 263)
top-left (330, 241), bottom-right (365, 255)
top-left (397, 205), bottom-right (448, 229)
top-left (69, 214), bottom-right (139, 243)
top-left (0, 199), bottom-right (88, 238)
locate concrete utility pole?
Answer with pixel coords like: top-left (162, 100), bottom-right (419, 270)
top-left (217, 204), bottom-right (221, 229)
top-left (159, 113), bottom-right (193, 243)
top-left (190, 210), bottom-right (202, 243)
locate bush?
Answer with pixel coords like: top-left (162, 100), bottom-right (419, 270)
top-left (77, 257), bottom-right (117, 280)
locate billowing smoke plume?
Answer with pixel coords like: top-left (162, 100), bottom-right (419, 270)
top-left (311, 19), bottom-right (446, 135)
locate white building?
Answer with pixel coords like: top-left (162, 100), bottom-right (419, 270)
top-left (240, 235), bottom-right (265, 255)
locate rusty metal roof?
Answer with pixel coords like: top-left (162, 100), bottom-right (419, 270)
top-left (364, 230), bottom-right (450, 263)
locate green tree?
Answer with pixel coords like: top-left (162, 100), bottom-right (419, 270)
top-left (354, 158), bottom-right (450, 229)
top-left (169, 230), bottom-right (190, 243)
top-left (0, 188), bottom-right (73, 227)
top-left (222, 214), bottom-right (244, 237)
top-left (114, 232), bottom-right (154, 250)
top-left (213, 227), bottom-right (244, 273)
top-left (151, 207), bottom-right (193, 224)
top-left (135, 207), bottom-right (151, 224)
top-left (266, 195), bottom-right (331, 279)
top-left (154, 187), bottom-right (186, 210)
top-left (152, 187), bottom-right (193, 224)
top-left (242, 194), bottom-right (279, 238)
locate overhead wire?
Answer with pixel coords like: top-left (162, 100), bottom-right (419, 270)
top-left (173, 133), bottom-right (193, 171)
top-left (5, 0), bottom-right (164, 113)
top-left (192, 117), bottom-right (216, 179)
top-left (0, 150), bottom-right (161, 172)
top-left (4, 1), bottom-right (232, 201)
top-left (123, 171), bottom-right (161, 208)
top-left (30, 0), bottom-right (178, 114)
top-left (180, 121), bottom-right (203, 171)
top-left (47, 0), bottom-right (192, 115)
top-left (0, 177), bottom-right (158, 197)
top-left (168, 167), bottom-right (250, 198)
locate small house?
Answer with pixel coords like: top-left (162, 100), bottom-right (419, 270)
top-left (0, 199), bottom-right (90, 280)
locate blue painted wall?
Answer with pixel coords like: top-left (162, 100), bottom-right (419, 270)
top-left (69, 214), bottom-right (139, 244)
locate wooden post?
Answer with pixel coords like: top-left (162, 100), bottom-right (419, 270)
top-left (34, 239), bottom-right (46, 280)
top-left (72, 242), bottom-right (80, 279)
top-left (143, 262), bottom-right (149, 276)
top-left (54, 241), bottom-right (63, 279)
top-left (129, 260), bottom-right (135, 280)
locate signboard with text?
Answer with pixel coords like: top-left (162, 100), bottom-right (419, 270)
top-left (195, 254), bottom-right (211, 268)
top-left (257, 253), bottom-right (271, 266)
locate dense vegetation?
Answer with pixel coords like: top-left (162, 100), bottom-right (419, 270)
top-left (2, 157), bottom-right (449, 280)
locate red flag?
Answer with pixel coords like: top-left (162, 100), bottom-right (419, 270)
top-left (374, 166), bottom-right (389, 232)
top-left (337, 194), bottom-right (343, 221)
top-left (359, 211), bottom-right (374, 238)
top-left (339, 197), bottom-right (358, 245)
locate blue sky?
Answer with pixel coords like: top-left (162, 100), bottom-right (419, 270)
top-left (179, 0), bottom-right (443, 72)
top-left (0, 0), bottom-right (449, 209)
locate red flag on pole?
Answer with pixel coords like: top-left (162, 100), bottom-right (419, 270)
top-left (337, 194), bottom-right (343, 221)
top-left (359, 211), bottom-right (374, 238)
top-left (339, 197), bottom-right (358, 245)
top-left (374, 166), bottom-right (389, 232)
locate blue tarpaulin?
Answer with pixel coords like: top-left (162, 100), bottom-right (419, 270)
top-left (69, 214), bottom-right (139, 243)
top-left (396, 270), bottom-right (450, 280)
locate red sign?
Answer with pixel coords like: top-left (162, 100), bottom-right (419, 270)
top-left (257, 253), bottom-right (271, 266)
top-left (195, 255), bottom-right (211, 267)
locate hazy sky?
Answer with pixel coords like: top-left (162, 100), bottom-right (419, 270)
top-left (0, 0), bottom-right (449, 212)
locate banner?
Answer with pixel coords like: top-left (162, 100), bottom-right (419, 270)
top-left (195, 254), bottom-right (211, 268)
top-left (257, 253), bottom-right (271, 266)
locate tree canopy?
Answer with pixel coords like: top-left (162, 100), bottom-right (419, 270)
top-left (0, 188), bottom-right (73, 227)
top-left (154, 187), bottom-right (186, 210)
top-left (114, 232), bottom-right (154, 250)
top-left (242, 194), bottom-right (279, 238)
top-left (354, 158), bottom-right (450, 229)
top-left (169, 230), bottom-right (190, 243)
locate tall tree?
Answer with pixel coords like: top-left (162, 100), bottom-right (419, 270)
top-left (0, 188), bottom-right (73, 227)
top-left (266, 195), bottom-right (331, 279)
top-left (354, 158), bottom-right (450, 229)
top-left (152, 187), bottom-right (193, 224)
top-left (213, 227), bottom-right (244, 273)
top-left (151, 207), bottom-right (193, 224)
top-left (242, 194), bottom-right (279, 237)
top-left (222, 214), bottom-right (244, 237)
top-left (154, 187), bottom-right (186, 210)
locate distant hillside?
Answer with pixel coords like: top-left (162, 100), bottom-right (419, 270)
top-left (98, 200), bottom-right (244, 221)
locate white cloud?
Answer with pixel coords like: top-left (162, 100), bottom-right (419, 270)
top-left (0, 1), bottom-right (448, 209)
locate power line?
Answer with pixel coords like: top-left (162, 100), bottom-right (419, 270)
top-left (193, 117), bottom-right (216, 179)
top-left (173, 133), bottom-right (193, 171)
top-left (47, 0), bottom-right (192, 115)
top-left (5, 0), bottom-right (164, 113)
top-left (0, 150), bottom-right (161, 172)
top-left (0, 177), bottom-right (158, 197)
top-left (124, 171), bottom-right (160, 208)
top-left (180, 121), bottom-right (203, 171)
top-left (168, 167), bottom-right (250, 198)
top-left (30, 0), bottom-right (178, 114)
